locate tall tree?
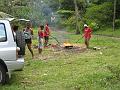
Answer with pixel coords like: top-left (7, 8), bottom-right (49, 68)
top-left (74, 0), bottom-right (80, 34)
top-left (113, 0), bottom-right (117, 31)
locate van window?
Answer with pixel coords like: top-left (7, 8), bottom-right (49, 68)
top-left (0, 24), bottom-right (7, 42)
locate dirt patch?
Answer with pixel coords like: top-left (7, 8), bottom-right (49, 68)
top-left (51, 43), bottom-right (87, 53)
top-left (32, 44), bottom-right (87, 61)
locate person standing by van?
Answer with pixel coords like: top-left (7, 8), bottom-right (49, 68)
top-left (23, 23), bottom-right (34, 58)
top-left (13, 25), bottom-right (25, 57)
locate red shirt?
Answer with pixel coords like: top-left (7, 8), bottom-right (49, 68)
top-left (83, 27), bottom-right (92, 39)
top-left (44, 25), bottom-right (50, 37)
top-left (38, 31), bottom-right (44, 38)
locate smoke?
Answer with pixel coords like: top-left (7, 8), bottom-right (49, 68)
top-left (29, 0), bottom-right (55, 26)
top-left (28, 0), bottom-right (70, 43)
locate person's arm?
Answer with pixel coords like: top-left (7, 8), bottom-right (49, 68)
top-left (30, 28), bottom-right (34, 39)
top-left (82, 29), bottom-right (85, 38)
top-left (38, 29), bottom-right (40, 36)
top-left (31, 28), bottom-right (33, 35)
top-left (82, 34), bottom-right (85, 38)
top-left (48, 27), bottom-right (51, 36)
top-left (42, 31), bottom-right (44, 38)
top-left (23, 28), bottom-right (25, 32)
top-left (45, 26), bottom-right (50, 36)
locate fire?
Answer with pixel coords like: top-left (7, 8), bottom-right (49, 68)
top-left (63, 42), bottom-right (72, 47)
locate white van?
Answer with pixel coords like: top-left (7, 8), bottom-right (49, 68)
top-left (0, 19), bottom-right (24, 84)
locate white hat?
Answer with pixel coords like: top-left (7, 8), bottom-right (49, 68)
top-left (84, 24), bottom-right (88, 27)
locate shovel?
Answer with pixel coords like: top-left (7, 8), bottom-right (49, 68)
top-left (76, 36), bottom-right (83, 43)
top-left (50, 35), bottom-right (60, 44)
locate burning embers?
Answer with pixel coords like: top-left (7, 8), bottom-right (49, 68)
top-left (33, 42), bottom-right (87, 53)
top-left (60, 42), bottom-right (87, 53)
top-left (63, 42), bottom-right (86, 49)
top-left (63, 42), bottom-right (73, 49)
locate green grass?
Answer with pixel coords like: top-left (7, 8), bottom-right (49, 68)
top-left (1, 28), bottom-right (120, 90)
top-left (94, 28), bottom-right (120, 37)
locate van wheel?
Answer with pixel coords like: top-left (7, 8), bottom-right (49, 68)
top-left (0, 65), bottom-right (6, 84)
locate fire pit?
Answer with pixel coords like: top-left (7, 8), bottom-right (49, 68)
top-left (63, 43), bottom-right (86, 53)
top-left (50, 42), bottom-right (87, 53)
top-left (62, 42), bottom-right (86, 49)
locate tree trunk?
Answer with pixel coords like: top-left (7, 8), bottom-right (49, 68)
top-left (74, 0), bottom-right (80, 34)
top-left (113, 0), bottom-right (117, 31)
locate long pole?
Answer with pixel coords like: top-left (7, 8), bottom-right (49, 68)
top-left (113, 0), bottom-right (117, 31)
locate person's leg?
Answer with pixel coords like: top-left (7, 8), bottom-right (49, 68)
top-left (46, 36), bottom-right (49, 46)
top-left (45, 36), bottom-right (49, 47)
top-left (86, 38), bottom-right (90, 48)
top-left (85, 38), bottom-right (89, 48)
top-left (27, 44), bottom-right (34, 58)
top-left (44, 36), bottom-right (46, 47)
top-left (38, 48), bottom-right (42, 54)
top-left (87, 40), bottom-right (89, 48)
top-left (38, 38), bottom-right (43, 54)
top-left (85, 38), bottom-right (87, 47)
top-left (38, 43), bottom-right (42, 54)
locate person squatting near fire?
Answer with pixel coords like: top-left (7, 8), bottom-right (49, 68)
top-left (38, 25), bottom-right (44, 54)
top-left (44, 23), bottom-right (50, 47)
top-left (82, 24), bottom-right (92, 48)
top-left (23, 22), bottom-right (34, 58)
top-left (13, 25), bottom-right (25, 58)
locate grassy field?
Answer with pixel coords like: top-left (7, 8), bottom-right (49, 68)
top-left (1, 28), bottom-right (120, 90)
top-left (93, 27), bottom-right (120, 37)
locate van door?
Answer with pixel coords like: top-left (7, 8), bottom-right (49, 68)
top-left (0, 22), bottom-right (16, 61)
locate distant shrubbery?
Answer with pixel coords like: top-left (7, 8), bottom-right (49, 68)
top-left (59, 1), bottom-right (120, 32)
top-left (84, 2), bottom-right (113, 29)
top-left (115, 19), bottom-right (120, 28)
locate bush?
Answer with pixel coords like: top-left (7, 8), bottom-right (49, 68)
top-left (84, 2), bottom-right (113, 29)
top-left (115, 19), bottom-right (120, 28)
top-left (89, 22), bottom-right (100, 31)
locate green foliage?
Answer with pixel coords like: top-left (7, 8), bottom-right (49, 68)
top-left (84, 2), bottom-right (113, 28)
top-left (89, 22), bottom-right (100, 31)
top-left (93, 27), bottom-right (120, 37)
top-left (57, 10), bottom-right (74, 14)
top-left (57, 10), bottom-right (74, 19)
top-left (0, 0), bottom-right (120, 30)
top-left (60, 0), bottom-right (86, 11)
top-left (116, 1), bottom-right (120, 19)
top-left (45, 0), bottom-right (60, 11)
top-left (12, 6), bottom-right (31, 19)
top-left (115, 19), bottom-right (120, 28)
top-left (90, 0), bottom-right (114, 4)
top-left (62, 16), bottom-right (76, 26)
